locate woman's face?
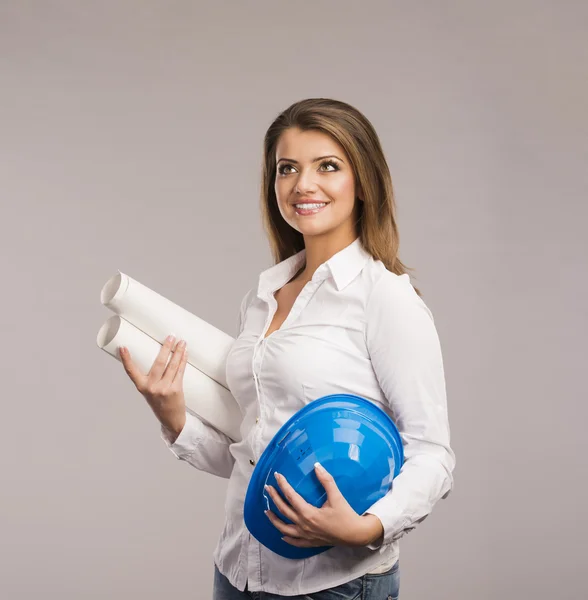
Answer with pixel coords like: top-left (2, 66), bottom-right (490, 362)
top-left (274, 127), bottom-right (361, 239)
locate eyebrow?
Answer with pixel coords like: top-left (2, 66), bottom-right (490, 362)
top-left (276, 154), bottom-right (344, 164)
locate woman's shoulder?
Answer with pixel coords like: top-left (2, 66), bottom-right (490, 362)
top-left (366, 263), bottom-right (433, 320)
top-left (239, 286), bottom-right (257, 312)
top-left (366, 260), bottom-right (416, 296)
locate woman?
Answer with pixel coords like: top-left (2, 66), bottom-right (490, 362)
top-left (119, 98), bottom-right (455, 599)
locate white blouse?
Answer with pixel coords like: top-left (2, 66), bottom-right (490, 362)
top-left (161, 236), bottom-right (455, 596)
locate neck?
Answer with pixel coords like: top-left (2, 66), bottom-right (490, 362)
top-left (296, 229), bottom-right (358, 283)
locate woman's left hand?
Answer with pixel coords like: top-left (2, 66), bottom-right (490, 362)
top-left (264, 462), bottom-right (383, 548)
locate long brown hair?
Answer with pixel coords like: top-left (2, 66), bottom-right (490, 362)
top-left (259, 98), bottom-right (421, 297)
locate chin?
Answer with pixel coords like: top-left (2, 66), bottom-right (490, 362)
top-left (296, 224), bottom-right (340, 238)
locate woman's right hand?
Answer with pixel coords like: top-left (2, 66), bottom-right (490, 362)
top-left (118, 335), bottom-right (189, 436)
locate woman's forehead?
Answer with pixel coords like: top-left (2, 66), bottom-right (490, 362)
top-left (276, 128), bottom-right (345, 160)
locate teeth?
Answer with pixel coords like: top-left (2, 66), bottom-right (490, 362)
top-left (295, 203), bottom-right (326, 209)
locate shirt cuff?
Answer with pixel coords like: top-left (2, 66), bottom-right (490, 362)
top-left (362, 503), bottom-right (412, 550)
top-left (160, 412), bottom-right (204, 460)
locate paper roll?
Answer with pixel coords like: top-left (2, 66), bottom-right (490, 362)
top-left (100, 271), bottom-right (235, 388)
top-left (96, 314), bottom-right (242, 442)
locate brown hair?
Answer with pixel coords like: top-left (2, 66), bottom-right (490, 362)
top-left (259, 98), bottom-right (421, 297)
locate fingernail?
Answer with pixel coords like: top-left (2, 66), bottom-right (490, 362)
top-left (314, 461), bottom-right (324, 471)
top-left (167, 334), bottom-right (175, 342)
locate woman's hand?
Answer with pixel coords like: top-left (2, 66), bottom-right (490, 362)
top-left (264, 462), bottom-right (384, 548)
top-left (118, 335), bottom-right (189, 436)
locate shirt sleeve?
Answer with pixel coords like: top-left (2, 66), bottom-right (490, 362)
top-left (362, 272), bottom-right (456, 549)
top-left (159, 288), bottom-right (253, 479)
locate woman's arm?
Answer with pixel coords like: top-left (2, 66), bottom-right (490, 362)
top-left (159, 288), bottom-right (253, 479)
top-left (362, 272), bottom-right (456, 549)
top-left (160, 412), bottom-right (236, 479)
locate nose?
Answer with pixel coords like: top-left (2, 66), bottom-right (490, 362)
top-left (294, 166), bottom-right (319, 195)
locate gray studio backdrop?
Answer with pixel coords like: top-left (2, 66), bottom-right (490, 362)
top-left (1, 2), bottom-right (586, 599)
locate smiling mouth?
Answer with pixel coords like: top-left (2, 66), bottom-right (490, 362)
top-left (293, 202), bottom-right (329, 215)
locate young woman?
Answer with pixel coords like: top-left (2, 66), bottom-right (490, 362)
top-left (119, 98), bottom-right (455, 599)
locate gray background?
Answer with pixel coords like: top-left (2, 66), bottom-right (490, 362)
top-left (1, 1), bottom-right (586, 598)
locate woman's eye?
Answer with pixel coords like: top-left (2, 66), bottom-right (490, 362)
top-left (320, 160), bottom-right (339, 171)
top-left (278, 164), bottom-right (293, 175)
top-left (278, 160), bottom-right (339, 175)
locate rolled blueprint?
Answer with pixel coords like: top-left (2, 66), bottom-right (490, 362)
top-left (100, 271), bottom-right (235, 387)
top-left (96, 271), bottom-right (242, 441)
top-left (96, 315), bottom-right (242, 442)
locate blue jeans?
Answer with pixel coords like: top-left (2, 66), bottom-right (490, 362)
top-left (212, 561), bottom-right (400, 599)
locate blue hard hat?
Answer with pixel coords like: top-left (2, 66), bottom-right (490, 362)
top-left (243, 393), bottom-right (404, 559)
